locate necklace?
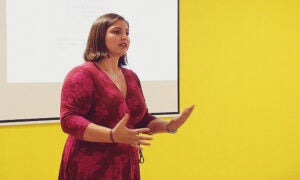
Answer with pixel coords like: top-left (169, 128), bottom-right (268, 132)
top-left (94, 62), bottom-right (126, 96)
top-left (93, 61), bottom-right (121, 80)
top-left (108, 69), bottom-right (121, 80)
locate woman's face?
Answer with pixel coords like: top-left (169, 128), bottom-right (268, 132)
top-left (105, 20), bottom-right (130, 57)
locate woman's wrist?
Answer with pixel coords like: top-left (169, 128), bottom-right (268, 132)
top-left (166, 120), bottom-right (177, 134)
top-left (109, 129), bottom-right (116, 143)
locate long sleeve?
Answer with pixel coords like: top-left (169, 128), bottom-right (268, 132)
top-left (134, 109), bottom-right (156, 128)
top-left (60, 66), bottom-right (95, 139)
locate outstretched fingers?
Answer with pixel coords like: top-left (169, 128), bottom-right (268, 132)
top-left (133, 128), bottom-right (151, 134)
top-left (129, 128), bottom-right (153, 148)
top-left (112, 114), bottom-right (154, 149)
top-left (181, 105), bottom-right (195, 118)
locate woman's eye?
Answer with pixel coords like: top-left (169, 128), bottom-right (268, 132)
top-left (126, 32), bottom-right (129, 36)
top-left (113, 31), bottom-right (120, 34)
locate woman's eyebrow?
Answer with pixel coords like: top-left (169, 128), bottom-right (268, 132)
top-left (110, 26), bottom-right (129, 31)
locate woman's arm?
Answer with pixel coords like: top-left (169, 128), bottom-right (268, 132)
top-left (60, 66), bottom-right (95, 139)
top-left (147, 105), bottom-right (195, 135)
top-left (82, 123), bottom-right (112, 142)
top-left (82, 114), bottom-right (153, 149)
top-left (146, 119), bottom-right (168, 134)
top-left (82, 104), bottom-right (194, 143)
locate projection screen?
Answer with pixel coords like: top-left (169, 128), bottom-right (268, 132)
top-left (0, 0), bottom-right (179, 125)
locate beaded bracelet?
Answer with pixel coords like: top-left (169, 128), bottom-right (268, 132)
top-left (109, 129), bottom-right (116, 143)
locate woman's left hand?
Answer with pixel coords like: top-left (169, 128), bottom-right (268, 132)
top-left (166, 105), bottom-right (195, 132)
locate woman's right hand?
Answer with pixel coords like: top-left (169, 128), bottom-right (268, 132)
top-left (111, 114), bottom-right (153, 149)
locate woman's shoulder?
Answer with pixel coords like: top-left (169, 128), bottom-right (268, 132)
top-left (121, 67), bottom-right (138, 77)
top-left (67, 61), bottom-right (98, 75)
top-left (121, 67), bottom-right (142, 86)
top-left (64, 61), bottom-right (97, 80)
top-left (70, 61), bottom-right (95, 71)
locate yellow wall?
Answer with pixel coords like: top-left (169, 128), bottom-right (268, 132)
top-left (1, 0), bottom-right (300, 179)
top-left (0, 123), bottom-right (66, 179)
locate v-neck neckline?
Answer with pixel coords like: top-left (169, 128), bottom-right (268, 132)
top-left (92, 61), bottom-right (128, 99)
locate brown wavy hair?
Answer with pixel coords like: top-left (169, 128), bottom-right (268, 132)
top-left (83, 13), bottom-right (128, 66)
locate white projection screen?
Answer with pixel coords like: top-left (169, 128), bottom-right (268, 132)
top-left (0, 0), bottom-right (179, 125)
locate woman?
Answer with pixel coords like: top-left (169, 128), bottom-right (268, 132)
top-left (59, 13), bottom-right (194, 180)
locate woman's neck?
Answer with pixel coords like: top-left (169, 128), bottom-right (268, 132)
top-left (96, 57), bottom-right (120, 73)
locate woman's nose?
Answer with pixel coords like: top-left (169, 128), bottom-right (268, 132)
top-left (121, 33), bottom-right (128, 39)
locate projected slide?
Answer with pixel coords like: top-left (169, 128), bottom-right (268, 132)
top-left (0, 0), bottom-right (179, 124)
top-left (6, 0), bottom-right (178, 82)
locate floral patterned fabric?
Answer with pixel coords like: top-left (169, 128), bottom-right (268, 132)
top-left (59, 61), bottom-right (155, 180)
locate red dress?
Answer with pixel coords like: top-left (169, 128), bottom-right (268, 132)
top-left (59, 61), bottom-right (155, 180)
